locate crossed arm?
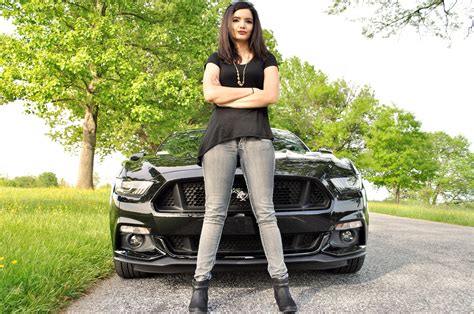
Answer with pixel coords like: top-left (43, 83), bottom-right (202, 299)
top-left (202, 62), bottom-right (280, 109)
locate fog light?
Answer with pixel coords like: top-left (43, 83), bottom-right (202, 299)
top-left (340, 230), bottom-right (355, 242)
top-left (128, 234), bottom-right (145, 248)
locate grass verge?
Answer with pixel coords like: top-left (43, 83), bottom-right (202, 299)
top-left (1, 187), bottom-right (472, 311)
top-left (369, 201), bottom-right (474, 227)
top-left (0, 187), bottom-right (113, 313)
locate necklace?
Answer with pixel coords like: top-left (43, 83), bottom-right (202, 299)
top-left (233, 61), bottom-right (248, 87)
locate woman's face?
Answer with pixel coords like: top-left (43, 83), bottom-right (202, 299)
top-left (231, 8), bottom-right (253, 42)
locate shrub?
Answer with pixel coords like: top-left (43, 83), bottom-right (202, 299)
top-left (13, 176), bottom-right (37, 188)
top-left (36, 172), bottom-right (59, 187)
top-left (0, 172), bottom-right (60, 188)
top-left (0, 177), bottom-right (15, 187)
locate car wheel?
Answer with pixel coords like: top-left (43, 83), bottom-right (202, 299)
top-left (327, 255), bottom-right (365, 274)
top-left (114, 260), bottom-right (148, 279)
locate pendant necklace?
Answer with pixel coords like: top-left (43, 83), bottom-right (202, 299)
top-left (233, 60), bottom-right (249, 87)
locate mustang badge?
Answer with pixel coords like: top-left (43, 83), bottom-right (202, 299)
top-left (232, 188), bottom-right (249, 202)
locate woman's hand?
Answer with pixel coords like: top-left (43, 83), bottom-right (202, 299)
top-left (216, 66), bottom-right (279, 109)
top-left (203, 63), bottom-right (254, 104)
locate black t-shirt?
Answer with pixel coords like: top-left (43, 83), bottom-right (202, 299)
top-left (197, 51), bottom-right (278, 166)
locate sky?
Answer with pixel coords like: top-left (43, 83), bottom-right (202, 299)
top-left (0, 1), bottom-right (473, 200)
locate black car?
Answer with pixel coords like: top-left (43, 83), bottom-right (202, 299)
top-left (110, 129), bottom-right (368, 278)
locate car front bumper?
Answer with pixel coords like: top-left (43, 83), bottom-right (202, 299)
top-left (113, 244), bottom-right (367, 274)
top-left (110, 191), bottom-right (368, 274)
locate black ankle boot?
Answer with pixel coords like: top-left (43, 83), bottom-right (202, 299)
top-left (272, 277), bottom-right (297, 313)
top-left (188, 279), bottom-right (209, 313)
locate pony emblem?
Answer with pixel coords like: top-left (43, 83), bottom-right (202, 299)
top-left (232, 188), bottom-right (249, 202)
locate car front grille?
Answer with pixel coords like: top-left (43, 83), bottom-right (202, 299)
top-left (153, 175), bottom-right (331, 212)
top-left (158, 233), bottom-right (323, 256)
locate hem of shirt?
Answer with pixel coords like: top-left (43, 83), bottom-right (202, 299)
top-left (196, 133), bottom-right (274, 167)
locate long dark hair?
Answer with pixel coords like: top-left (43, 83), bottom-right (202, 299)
top-left (218, 1), bottom-right (268, 64)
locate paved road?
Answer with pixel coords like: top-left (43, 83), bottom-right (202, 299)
top-left (67, 213), bottom-right (474, 313)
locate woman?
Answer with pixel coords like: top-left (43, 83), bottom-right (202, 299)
top-left (189, 1), bottom-right (297, 313)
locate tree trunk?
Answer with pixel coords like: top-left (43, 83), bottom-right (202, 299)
top-left (431, 190), bottom-right (439, 205)
top-left (76, 105), bottom-right (98, 189)
top-left (431, 183), bottom-right (441, 205)
top-left (395, 185), bottom-right (401, 204)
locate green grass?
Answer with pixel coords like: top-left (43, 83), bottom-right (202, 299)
top-left (0, 188), bottom-right (472, 312)
top-left (369, 201), bottom-right (474, 227)
top-left (0, 187), bottom-right (114, 313)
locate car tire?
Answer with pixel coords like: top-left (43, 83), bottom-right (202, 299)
top-left (114, 260), bottom-right (148, 279)
top-left (327, 255), bottom-right (365, 274)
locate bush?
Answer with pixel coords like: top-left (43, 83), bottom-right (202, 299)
top-left (0, 177), bottom-right (15, 187)
top-left (0, 172), bottom-right (59, 188)
top-left (37, 172), bottom-right (59, 187)
top-left (13, 176), bottom-right (37, 188)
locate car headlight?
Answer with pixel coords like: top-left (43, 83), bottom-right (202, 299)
top-left (114, 179), bottom-right (153, 197)
top-left (330, 175), bottom-right (362, 193)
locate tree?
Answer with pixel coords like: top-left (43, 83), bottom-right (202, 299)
top-left (0, 0), bottom-right (225, 189)
top-left (422, 132), bottom-right (474, 204)
top-left (359, 106), bottom-right (437, 203)
top-left (327, 0), bottom-right (474, 40)
top-left (11, 175), bottom-right (37, 188)
top-left (0, 176), bottom-right (15, 187)
top-left (270, 57), bottom-right (379, 161)
top-left (36, 172), bottom-right (59, 187)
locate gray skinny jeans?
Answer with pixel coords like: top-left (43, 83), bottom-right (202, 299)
top-left (194, 137), bottom-right (289, 281)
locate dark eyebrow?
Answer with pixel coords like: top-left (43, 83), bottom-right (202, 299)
top-left (232, 16), bottom-right (253, 21)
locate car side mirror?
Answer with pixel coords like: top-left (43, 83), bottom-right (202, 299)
top-left (317, 148), bottom-right (333, 154)
top-left (130, 152), bottom-right (146, 161)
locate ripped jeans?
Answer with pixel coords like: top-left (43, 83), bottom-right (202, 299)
top-left (194, 137), bottom-right (289, 281)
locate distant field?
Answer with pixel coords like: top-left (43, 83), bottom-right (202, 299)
top-left (0, 187), bottom-right (113, 313)
top-left (369, 201), bottom-right (474, 227)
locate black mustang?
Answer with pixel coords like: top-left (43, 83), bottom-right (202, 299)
top-left (110, 129), bottom-right (368, 278)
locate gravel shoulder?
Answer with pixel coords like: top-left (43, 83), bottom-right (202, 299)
top-left (66, 213), bottom-right (474, 313)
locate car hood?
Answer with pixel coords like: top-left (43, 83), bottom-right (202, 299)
top-left (123, 150), bottom-right (356, 181)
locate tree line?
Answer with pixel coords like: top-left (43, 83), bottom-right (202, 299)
top-left (271, 58), bottom-right (473, 205)
top-left (1, 0), bottom-right (472, 204)
top-left (0, 172), bottom-right (59, 188)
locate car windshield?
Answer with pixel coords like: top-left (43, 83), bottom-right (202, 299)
top-left (157, 129), bottom-right (309, 156)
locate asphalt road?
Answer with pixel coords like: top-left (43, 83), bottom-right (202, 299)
top-left (66, 213), bottom-right (474, 313)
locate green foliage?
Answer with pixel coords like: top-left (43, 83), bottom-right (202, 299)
top-left (270, 56), bottom-right (378, 161)
top-left (327, 0), bottom-right (473, 40)
top-left (0, 177), bottom-right (15, 187)
top-left (37, 172), bottom-right (59, 187)
top-left (360, 106), bottom-right (437, 202)
top-left (0, 172), bottom-right (59, 187)
top-left (0, 0), bottom-right (227, 156)
top-left (1, 175), bottom-right (37, 188)
top-left (263, 29), bottom-right (282, 62)
top-left (420, 132), bottom-right (474, 204)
